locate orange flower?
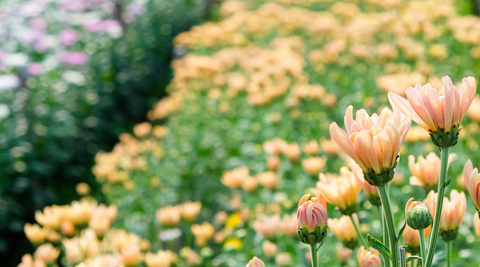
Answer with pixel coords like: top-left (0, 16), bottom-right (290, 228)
top-left (222, 166), bottom-right (250, 189)
top-left (357, 246), bottom-right (381, 267)
top-left (474, 214), bottom-right (480, 238)
top-left (409, 152), bottom-right (456, 192)
top-left (156, 206), bottom-right (181, 227)
top-left (328, 215), bottom-right (358, 248)
top-left (440, 190), bottom-right (466, 231)
top-left (282, 142), bottom-right (301, 162)
top-left (302, 140), bottom-right (319, 156)
top-left (463, 160), bottom-right (480, 213)
top-left (329, 106), bottom-right (411, 186)
top-left (403, 224), bottom-right (431, 248)
top-left (320, 137), bottom-right (340, 155)
top-left (280, 214), bottom-right (297, 237)
top-left (302, 157), bottom-right (327, 176)
top-left (388, 76), bottom-right (476, 147)
top-left (191, 222), bottom-right (214, 247)
top-left (317, 167), bottom-right (361, 214)
top-left (266, 156), bottom-right (280, 171)
top-left (181, 201), bottom-right (201, 222)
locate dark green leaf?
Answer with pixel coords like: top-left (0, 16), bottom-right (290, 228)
top-left (367, 234), bottom-right (392, 260)
top-left (397, 220), bottom-right (407, 241)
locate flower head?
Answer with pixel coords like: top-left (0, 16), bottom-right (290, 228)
top-left (317, 167), bottom-right (361, 215)
top-left (302, 156), bottom-right (327, 176)
top-left (222, 166), bottom-right (249, 189)
top-left (357, 246), bottom-right (381, 267)
top-left (405, 198), bottom-right (432, 230)
top-left (474, 214), bottom-right (480, 238)
top-left (439, 190), bottom-right (467, 241)
top-left (403, 224), bottom-right (431, 254)
top-left (388, 76), bottom-right (476, 147)
top-left (296, 192), bottom-right (328, 245)
top-left (329, 106), bottom-right (411, 186)
top-left (409, 152), bottom-right (456, 192)
top-left (246, 256), bottom-right (265, 267)
top-left (328, 214), bottom-right (358, 249)
top-left (463, 160), bottom-right (480, 214)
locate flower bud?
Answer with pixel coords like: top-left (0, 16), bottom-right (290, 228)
top-left (246, 256), bottom-right (265, 267)
top-left (405, 198), bottom-right (432, 230)
top-left (297, 192), bottom-right (328, 245)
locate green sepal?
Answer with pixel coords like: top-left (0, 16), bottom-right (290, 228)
top-left (367, 234), bottom-right (392, 260)
top-left (297, 224), bottom-right (328, 245)
top-left (429, 125), bottom-right (460, 148)
top-left (406, 256), bottom-right (423, 263)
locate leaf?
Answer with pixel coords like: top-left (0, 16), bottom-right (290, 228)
top-left (406, 256), bottom-right (423, 263)
top-left (432, 250), bottom-right (446, 265)
top-left (367, 234), bottom-right (392, 260)
top-left (397, 220), bottom-right (406, 241)
top-left (442, 178), bottom-right (451, 189)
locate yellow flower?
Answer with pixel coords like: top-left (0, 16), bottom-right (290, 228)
top-left (225, 213), bottom-right (242, 228)
top-left (224, 238), bottom-right (242, 251)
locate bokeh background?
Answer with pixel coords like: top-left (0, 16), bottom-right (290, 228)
top-left (3, 0), bottom-right (480, 266)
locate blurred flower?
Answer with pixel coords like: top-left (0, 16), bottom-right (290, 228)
top-left (357, 246), bottom-right (381, 267)
top-left (191, 222), bottom-right (214, 247)
top-left (429, 44), bottom-right (447, 60)
top-left (120, 244), bottom-right (144, 266)
top-left (282, 142), bottom-right (301, 162)
top-left (156, 206), bottom-right (181, 227)
top-left (59, 29), bottom-right (80, 46)
top-left (263, 138), bottom-right (287, 155)
top-left (27, 63), bottom-right (42, 76)
top-left (34, 243), bottom-right (60, 264)
top-left (474, 214), bottom-right (480, 238)
top-left (67, 198), bottom-right (96, 225)
top-left (133, 122), bottom-right (152, 137)
top-left (389, 76), bottom-right (476, 147)
top-left (352, 164), bottom-right (380, 206)
top-left (403, 224), bottom-right (431, 253)
top-left (329, 106), bottom-right (411, 186)
top-left (275, 253), bottom-right (292, 266)
top-left (463, 160), bottom-right (480, 214)
top-left (320, 137), bottom-right (340, 155)
top-left (222, 166), bottom-right (249, 189)
top-left (35, 206), bottom-right (65, 229)
top-left (253, 215), bottom-right (280, 238)
top-left (24, 223), bottom-right (47, 244)
top-left (405, 125), bottom-right (430, 142)
top-left (317, 167), bottom-right (361, 215)
top-left (405, 198), bottom-right (433, 230)
top-left (302, 140), bottom-right (319, 156)
top-left (266, 156), bottom-right (281, 171)
top-left (225, 213), bottom-right (242, 228)
top-left (439, 190), bottom-right (467, 241)
top-left (256, 171), bottom-right (279, 190)
top-left (302, 156), bottom-right (327, 176)
top-left (215, 211), bottom-right (228, 225)
top-left (409, 152), bottom-right (456, 192)
top-left (336, 247), bottom-right (352, 263)
top-left (60, 52), bottom-right (88, 66)
top-left (328, 215), bottom-right (358, 249)
top-left (246, 256), bottom-right (265, 267)
top-left (262, 240), bottom-right (276, 257)
top-left (297, 192), bottom-right (328, 245)
top-left (181, 201), bottom-right (201, 222)
top-left (17, 254), bottom-right (45, 267)
top-left (280, 213), bottom-right (297, 237)
top-left (76, 183), bottom-right (91, 196)
top-left (145, 250), bottom-right (175, 267)
top-left (242, 176), bottom-right (258, 191)
top-left (224, 238), bottom-right (242, 251)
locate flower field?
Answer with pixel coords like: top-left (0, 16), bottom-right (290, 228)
top-left (14, 0), bottom-right (480, 266)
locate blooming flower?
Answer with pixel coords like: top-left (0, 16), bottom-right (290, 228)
top-left (329, 106), bottom-right (411, 186)
top-left (474, 214), bottom-right (480, 238)
top-left (221, 166), bottom-right (249, 189)
top-left (403, 225), bottom-right (431, 253)
top-left (34, 243), bottom-right (60, 264)
top-left (357, 246), bottom-right (381, 267)
top-left (156, 206), bottom-right (181, 227)
top-left (181, 201), bottom-right (201, 222)
top-left (302, 156), bottom-right (327, 176)
top-left (463, 160), bottom-right (480, 213)
top-left (145, 250), bottom-right (175, 267)
top-left (246, 256), bottom-right (265, 267)
top-left (302, 140), bottom-right (319, 156)
top-left (409, 152), bottom-right (456, 192)
top-left (297, 192), bottom-right (328, 245)
top-left (317, 167), bottom-right (361, 214)
top-left (328, 214), bottom-right (358, 249)
top-left (440, 190), bottom-right (466, 233)
top-left (191, 222), bottom-right (214, 246)
top-left (388, 76), bottom-right (476, 147)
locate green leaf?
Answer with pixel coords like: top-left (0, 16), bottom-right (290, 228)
top-left (397, 220), bottom-right (407, 241)
top-left (442, 178), bottom-right (451, 189)
top-left (406, 256), bottom-right (423, 263)
top-left (367, 234), bottom-right (392, 260)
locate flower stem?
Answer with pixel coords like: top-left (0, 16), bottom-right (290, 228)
top-left (310, 243), bottom-right (319, 267)
top-left (379, 206), bottom-right (391, 267)
top-left (418, 228), bottom-right (426, 267)
top-left (349, 214), bottom-right (369, 248)
top-left (424, 147), bottom-right (450, 267)
top-left (400, 247), bottom-right (407, 267)
top-left (446, 241), bottom-right (452, 267)
top-left (378, 184), bottom-right (399, 267)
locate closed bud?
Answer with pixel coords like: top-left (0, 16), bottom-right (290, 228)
top-left (297, 192), bottom-right (328, 245)
top-left (405, 198), bottom-right (432, 230)
top-left (246, 256), bottom-right (265, 267)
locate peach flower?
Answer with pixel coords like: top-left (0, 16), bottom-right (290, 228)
top-left (246, 256), bottom-right (265, 267)
top-left (409, 152), bottom-right (456, 192)
top-left (317, 167), bottom-right (361, 214)
top-left (463, 160), bottom-right (480, 213)
top-left (357, 246), bottom-right (381, 267)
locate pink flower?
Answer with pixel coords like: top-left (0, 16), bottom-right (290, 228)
top-left (357, 246), bottom-right (381, 267)
top-left (27, 63), bottom-right (42, 76)
top-left (297, 192), bottom-right (328, 232)
top-left (29, 17), bottom-right (47, 30)
top-left (246, 256), bottom-right (265, 267)
top-left (463, 160), bottom-right (480, 213)
top-left (60, 52), bottom-right (88, 66)
top-left (388, 76), bottom-right (476, 133)
top-left (329, 106), bottom-right (411, 180)
top-left (59, 29), bottom-right (80, 46)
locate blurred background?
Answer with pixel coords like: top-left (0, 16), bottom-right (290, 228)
top-left (3, 0), bottom-right (480, 266)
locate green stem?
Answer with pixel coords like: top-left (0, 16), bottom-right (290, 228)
top-left (383, 209), bottom-right (391, 267)
top-left (418, 229), bottom-right (426, 267)
top-left (310, 243), bottom-right (319, 267)
top-left (424, 147), bottom-right (450, 267)
top-left (378, 184), bottom-right (399, 267)
top-left (446, 241), bottom-right (452, 267)
top-left (349, 214), bottom-right (369, 248)
top-left (400, 247), bottom-right (407, 267)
